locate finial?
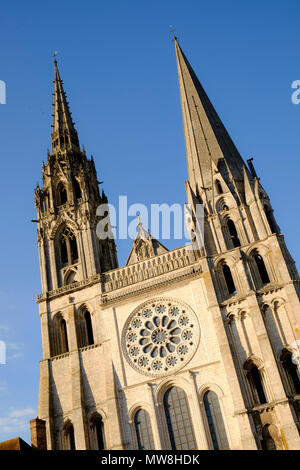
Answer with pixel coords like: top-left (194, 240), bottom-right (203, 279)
top-left (53, 50), bottom-right (58, 62)
top-left (137, 213), bottom-right (142, 226)
top-left (169, 25), bottom-right (176, 40)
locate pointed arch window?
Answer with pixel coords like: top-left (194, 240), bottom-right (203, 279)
top-left (245, 361), bottom-right (267, 406)
top-left (163, 386), bottom-right (197, 450)
top-left (280, 349), bottom-right (300, 395)
top-left (203, 390), bottom-right (229, 450)
top-left (134, 409), bottom-right (155, 450)
top-left (52, 314), bottom-right (69, 356)
top-left (77, 308), bottom-right (94, 348)
top-left (59, 227), bottom-right (78, 267)
top-left (222, 264), bottom-right (236, 295)
top-left (84, 310), bottom-right (94, 346)
top-left (63, 421), bottom-right (75, 450)
top-left (254, 252), bottom-right (270, 285)
top-left (227, 219), bottom-right (241, 248)
top-left (61, 319), bottom-right (69, 353)
top-left (90, 414), bottom-right (105, 450)
top-left (57, 183), bottom-right (68, 206)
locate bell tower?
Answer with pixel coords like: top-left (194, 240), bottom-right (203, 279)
top-left (34, 60), bottom-right (118, 293)
top-left (174, 36), bottom-right (300, 448)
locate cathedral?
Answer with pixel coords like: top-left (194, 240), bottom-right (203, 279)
top-left (30, 38), bottom-right (300, 450)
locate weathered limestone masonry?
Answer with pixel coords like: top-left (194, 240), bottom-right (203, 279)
top-left (31, 38), bottom-right (300, 450)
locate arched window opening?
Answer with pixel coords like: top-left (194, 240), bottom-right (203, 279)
top-left (59, 227), bottom-right (78, 267)
top-left (203, 391), bottom-right (229, 450)
top-left (254, 253), bottom-right (270, 285)
top-left (163, 386), bottom-right (197, 450)
top-left (246, 363), bottom-right (267, 406)
top-left (84, 311), bottom-right (94, 346)
top-left (53, 315), bottom-right (69, 356)
top-left (222, 264), bottom-right (236, 295)
top-left (281, 349), bottom-right (300, 395)
top-left (264, 205), bottom-right (277, 234)
top-left (63, 422), bottom-right (75, 450)
top-left (223, 205), bottom-right (229, 211)
top-left (216, 180), bottom-right (223, 194)
top-left (261, 425), bottom-right (276, 450)
top-left (90, 415), bottom-right (105, 450)
top-left (227, 219), bottom-right (241, 248)
top-left (74, 179), bottom-right (82, 200)
top-left (61, 319), bottom-right (69, 353)
top-left (134, 409), bottom-right (155, 450)
top-left (57, 183), bottom-right (68, 206)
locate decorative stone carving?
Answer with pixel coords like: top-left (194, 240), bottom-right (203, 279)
top-left (121, 298), bottom-right (200, 377)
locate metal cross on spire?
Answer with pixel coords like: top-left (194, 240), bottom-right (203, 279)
top-left (169, 25), bottom-right (176, 40)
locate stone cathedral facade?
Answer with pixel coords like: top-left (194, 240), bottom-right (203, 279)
top-left (31, 39), bottom-right (300, 450)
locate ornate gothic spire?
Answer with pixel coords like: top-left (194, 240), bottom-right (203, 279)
top-left (51, 59), bottom-right (80, 155)
top-left (174, 37), bottom-right (246, 195)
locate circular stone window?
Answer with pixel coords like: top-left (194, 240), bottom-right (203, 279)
top-left (121, 298), bottom-right (200, 377)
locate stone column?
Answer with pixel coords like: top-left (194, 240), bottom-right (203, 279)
top-left (189, 371), bottom-right (209, 449)
top-left (147, 383), bottom-right (162, 450)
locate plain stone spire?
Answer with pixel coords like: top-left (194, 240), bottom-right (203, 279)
top-left (174, 37), bottom-right (245, 194)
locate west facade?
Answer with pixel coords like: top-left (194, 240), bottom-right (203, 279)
top-left (32, 39), bottom-right (300, 450)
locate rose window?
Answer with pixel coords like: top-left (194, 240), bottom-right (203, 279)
top-left (122, 298), bottom-right (200, 377)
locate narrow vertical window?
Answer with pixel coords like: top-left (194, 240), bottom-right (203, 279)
top-left (58, 227), bottom-right (78, 268)
top-left (90, 415), bottom-right (105, 450)
top-left (246, 363), bottom-right (267, 405)
top-left (254, 253), bottom-right (270, 285)
top-left (281, 349), bottom-right (300, 395)
top-left (74, 179), bottom-right (82, 200)
top-left (57, 183), bottom-right (68, 205)
top-left (264, 205), bottom-right (277, 234)
top-left (163, 386), bottom-right (196, 450)
top-left (70, 235), bottom-right (78, 263)
top-left (52, 314), bottom-right (69, 356)
top-left (227, 219), bottom-right (241, 248)
top-left (216, 181), bottom-right (223, 194)
top-left (134, 409), bottom-right (155, 450)
top-left (222, 264), bottom-right (236, 295)
top-left (63, 422), bottom-right (75, 450)
top-left (84, 311), bottom-right (94, 346)
top-left (61, 319), bottom-right (69, 353)
top-left (60, 237), bottom-right (68, 265)
top-left (203, 391), bottom-right (229, 450)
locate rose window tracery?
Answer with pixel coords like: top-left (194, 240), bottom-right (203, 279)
top-left (122, 298), bottom-right (200, 377)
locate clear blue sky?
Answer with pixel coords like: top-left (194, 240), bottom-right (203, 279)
top-left (0, 0), bottom-right (299, 444)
